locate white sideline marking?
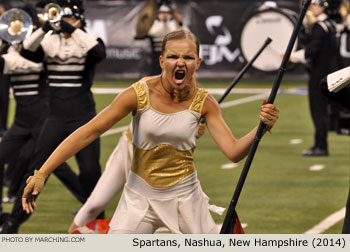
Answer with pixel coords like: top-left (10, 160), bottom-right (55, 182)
top-left (209, 88), bottom-right (269, 95)
top-left (91, 87), bottom-right (271, 95)
top-left (221, 94), bottom-right (268, 108)
top-left (221, 163), bottom-right (238, 169)
top-left (309, 164), bottom-right (325, 171)
top-left (304, 208), bottom-right (346, 234)
top-left (92, 88), bottom-right (124, 94)
top-left (92, 87), bottom-right (307, 96)
top-left (290, 139), bottom-right (303, 144)
top-left (101, 93), bottom-right (266, 137)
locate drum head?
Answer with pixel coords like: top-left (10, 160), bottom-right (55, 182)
top-left (240, 9), bottom-right (298, 72)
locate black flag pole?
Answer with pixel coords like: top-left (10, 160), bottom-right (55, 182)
top-left (220, 0), bottom-right (312, 234)
top-left (200, 37), bottom-right (272, 124)
top-left (217, 37), bottom-right (272, 104)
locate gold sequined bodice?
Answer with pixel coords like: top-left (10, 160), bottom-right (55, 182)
top-left (130, 80), bottom-right (208, 188)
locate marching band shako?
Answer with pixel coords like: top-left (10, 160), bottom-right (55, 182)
top-left (240, 5), bottom-right (299, 72)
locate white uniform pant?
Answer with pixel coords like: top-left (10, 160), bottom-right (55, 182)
top-left (73, 132), bottom-right (132, 226)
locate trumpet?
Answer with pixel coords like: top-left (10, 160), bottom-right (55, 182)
top-left (38, 2), bottom-right (62, 30)
top-left (0, 8), bottom-right (33, 43)
top-left (43, 3), bottom-right (62, 23)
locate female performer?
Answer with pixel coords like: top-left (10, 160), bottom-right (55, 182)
top-left (68, 121), bottom-right (208, 234)
top-left (22, 30), bottom-right (279, 234)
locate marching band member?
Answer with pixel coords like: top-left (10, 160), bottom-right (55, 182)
top-left (0, 2), bottom-right (92, 234)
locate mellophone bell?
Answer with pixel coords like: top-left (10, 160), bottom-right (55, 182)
top-left (0, 2), bottom-right (63, 45)
top-left (0, 8), bottom-right (33, 44)
top-left (41, 2), bottom-right (63, 30)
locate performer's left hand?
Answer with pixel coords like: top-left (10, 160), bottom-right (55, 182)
top-left (260, 98), bottom-right (279, 132)
top-left (22, 170), bottom-right (47, 214)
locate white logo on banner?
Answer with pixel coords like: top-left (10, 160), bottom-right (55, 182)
top-left (85, 19), bottom-right (108, 44)
top-left (200, 15), bottom-right (241, 65)
top-left (85, 19), bottom-right (142, 60)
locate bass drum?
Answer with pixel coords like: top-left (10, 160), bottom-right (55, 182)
top-left (240, 7), bottom-right (299, 72)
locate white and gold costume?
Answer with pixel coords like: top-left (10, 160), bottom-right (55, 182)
top-left (109, 78), bottom-right (223, 234)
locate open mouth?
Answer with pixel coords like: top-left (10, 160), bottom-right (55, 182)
top-left (175, 70), bottom-right (185, 80)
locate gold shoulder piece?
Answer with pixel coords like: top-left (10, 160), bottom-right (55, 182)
top-left (189, 88), bottom-right (209, 114)
top-left (132, 81), bottom-right (150, 110)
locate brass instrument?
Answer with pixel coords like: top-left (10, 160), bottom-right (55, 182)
top-left (340, 0), bottom-right (349, 23)
top-left (43, 3), bottom-right (62, 24)
top-left (0, 8), bottom-right (33, 43)
top-left (37, 3), bottom-right (63, 30)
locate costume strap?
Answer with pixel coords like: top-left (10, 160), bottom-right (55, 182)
top-left (132, 81), bottom-right (150, 110)
top-left (189, 88), bottom-right (208, 114)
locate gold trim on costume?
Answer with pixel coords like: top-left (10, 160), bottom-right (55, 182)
top-left (132, 82), bottom-right (150, 110)
top-left (189, 88), bottom-right (208, 114)
top-left (131, 144), bottom-right (196, 188)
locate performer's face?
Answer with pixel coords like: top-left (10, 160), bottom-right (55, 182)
top-left (158, 12), bottom-right (171, 22)
top-left (309, 4), bottom-right (324, 17)
top-left (160, 39), bottom-right (201, 91)
top-left (0, 5), bottom-right (5, 16)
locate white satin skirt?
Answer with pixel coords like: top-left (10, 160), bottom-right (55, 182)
top-left (109, 171), bottom-right (224, 234)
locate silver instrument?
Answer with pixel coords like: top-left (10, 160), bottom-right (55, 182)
top-left (0, 8), bottom-right (33, 43)
top-left (43, 3), bottom-right (62, 23)
top-left (43, 3), bottom-right (62, 30)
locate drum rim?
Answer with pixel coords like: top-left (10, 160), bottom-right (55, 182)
top-left (238, 7), bottom-right (299, 72)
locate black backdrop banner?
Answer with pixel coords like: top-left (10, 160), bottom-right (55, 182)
top-left (8, 0), bottom-right (350, 78)
top-left (84, 0), bottom-right (305, 78)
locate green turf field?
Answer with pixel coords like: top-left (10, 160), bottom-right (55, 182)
top-left (2, 78), bottom-right (349, 234)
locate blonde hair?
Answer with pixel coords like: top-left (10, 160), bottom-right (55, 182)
top-left (161, 30), bottom-right (200, 56)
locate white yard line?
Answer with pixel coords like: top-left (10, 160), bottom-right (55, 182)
top-left (91, 88), bottom-right (125, 94)
top-left (290, 139), bottom-right (303, 144)
top-left (92, 87), bottom-right (307, 95)
top-left (221, 163), bottom-right (239, 169)
top-left (220, 93), bottom-right (268, 108)
top-left (309, 164), bottom-right (325, 171)
top-left (304, 207), bottom-right (346, 234)
top-left (91, 87), bottom-right (271, 95)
